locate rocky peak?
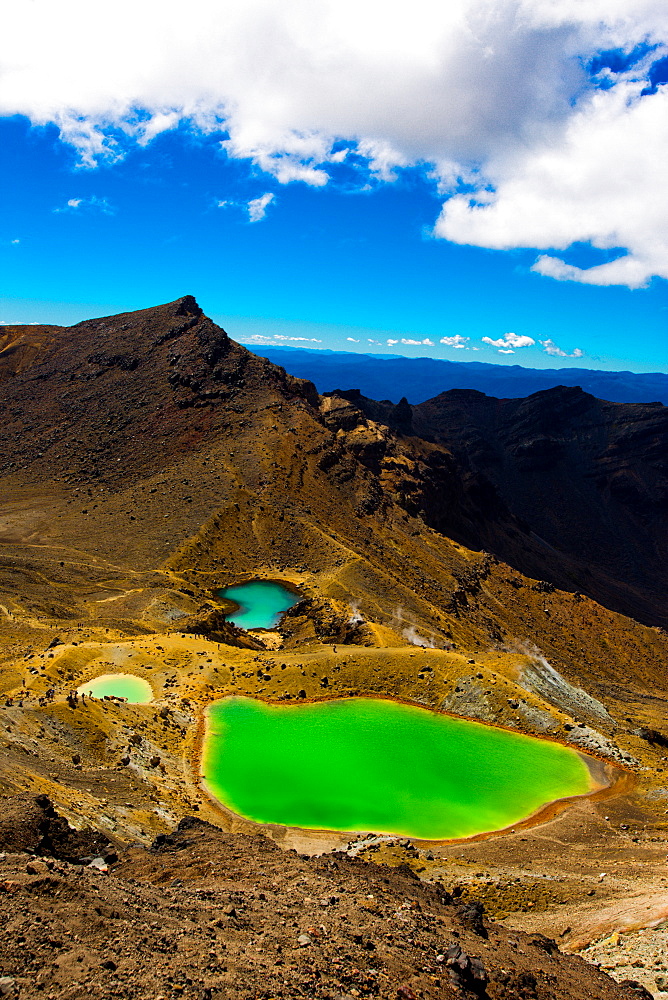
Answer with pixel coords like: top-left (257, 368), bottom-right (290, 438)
top-left (0, 296), bottom-right (315, 483)
top-left (173, 294), bottom-right (203, 317)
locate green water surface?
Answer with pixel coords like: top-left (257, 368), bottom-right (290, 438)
top-left (202, 696), bottom-right (592, 840)
top-left (77, 673), bottom-right (153, 703)
top-left (219, 580), bottom-right (300, 629)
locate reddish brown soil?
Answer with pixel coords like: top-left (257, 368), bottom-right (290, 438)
top-left (0, 798), bottom-right (653, 1000)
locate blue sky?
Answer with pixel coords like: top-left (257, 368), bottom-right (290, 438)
top-left (1, 1), bottom-right (667, 373)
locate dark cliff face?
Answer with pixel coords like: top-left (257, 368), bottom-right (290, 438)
top-left (321, 383), bottom-right (668, 627)
top-left (410, 385), bottom-right (668, 628)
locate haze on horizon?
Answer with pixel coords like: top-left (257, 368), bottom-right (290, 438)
top-left (1, 0), bottom-right (667, 373)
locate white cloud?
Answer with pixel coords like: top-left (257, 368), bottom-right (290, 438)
top-left (243, 333), bottom-right (322, 344)
top-left (217, 194), bottom-right (276, 221)
top-left (2, 0), bottom-right (668, 284)
top-left (387, 339), bottom-right (398, 345)
top-left (10, 239), bottom-right (20, 245)
top-left (540, 338), bottom-right (585, 358)
top-left (400, 337), bottom-right (434, 346)
top-left (436, 81), bottom-right (668, 287)
top-left (346, 337), bottom-right (360, 342)
top-left (54, 195), bottom-right (113, 214)
top-left (273, 334), bottom-right (321, 342)
top-left (532, 253), bottom-right (652, 287)
top-left (440, 334), bottom-right (469, 348)
top-left (247, 192), bottom-right (274, 223)
top-left (482, 332), bottom-right (535, 350)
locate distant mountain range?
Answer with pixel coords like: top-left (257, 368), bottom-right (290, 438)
top-left (247, 345), bottom-right (668, 405)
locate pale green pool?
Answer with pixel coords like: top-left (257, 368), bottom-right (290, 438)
top-left (202, 696), bottom-right (593, 840)
top-left (77, 673), bottom-right (153, 703)
top-left (219, 580), bottom-right (300, 630)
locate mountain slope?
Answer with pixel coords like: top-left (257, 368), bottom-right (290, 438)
top-left (1, 296), bottom-right (667, 722)
top-left (2, 298), bottom-right (668, 999)
top-left (325, 385), bottom-right (668, 629)
top-left (0, 800), bottom-right (649, 1000)
top-left (412, 386), bottom-right (668, 628)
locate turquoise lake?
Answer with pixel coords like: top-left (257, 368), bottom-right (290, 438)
top-left (219, 580), bottom-right (300, 629)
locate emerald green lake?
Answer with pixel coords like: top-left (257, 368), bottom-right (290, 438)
top-left (77, 673), bottom-right (153, 703)
top-left (201, 696), bottom-right (592, 840)
top-left (219, 580), bottom-right (300, 629)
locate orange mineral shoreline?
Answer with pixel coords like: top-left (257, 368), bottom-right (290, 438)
top-left (190, 690), bottom-right (631, 850)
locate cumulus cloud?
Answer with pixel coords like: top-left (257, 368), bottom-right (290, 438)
top-left (436, 80), bottom-right (668, 287)
top-left (274, 334), bottom-right (321, 342)
top-left (482, 332), bottom-right (536, 350)
top-left (401, 337), bottom-right (434, 346)
top-left (440, 334), bottom-right (469, 348)
top-left (532, 253), bottom-right (652, 287)
top-left (217, 193), bottom-right (276, 221)
top-left (243, 333), bottom-right (322, 344)
top-left (54, 195), bottom-right (113, 214)
top-left (2, 0), bottom-right (668, 285)
top-left (346, 337), bottom-right (360, 342)
top-left (246, 192), bottom-right (274, 223)
top-left (540, 338), bottom-right (585, 358)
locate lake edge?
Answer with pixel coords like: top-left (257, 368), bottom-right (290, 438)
top-left (217, 578), bottom-right (303, 631)
top-left (198, 693), bottom-right (622, 843)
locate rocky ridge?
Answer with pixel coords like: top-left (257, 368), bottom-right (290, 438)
top-left (323, 386), bottom-right (668, 628)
